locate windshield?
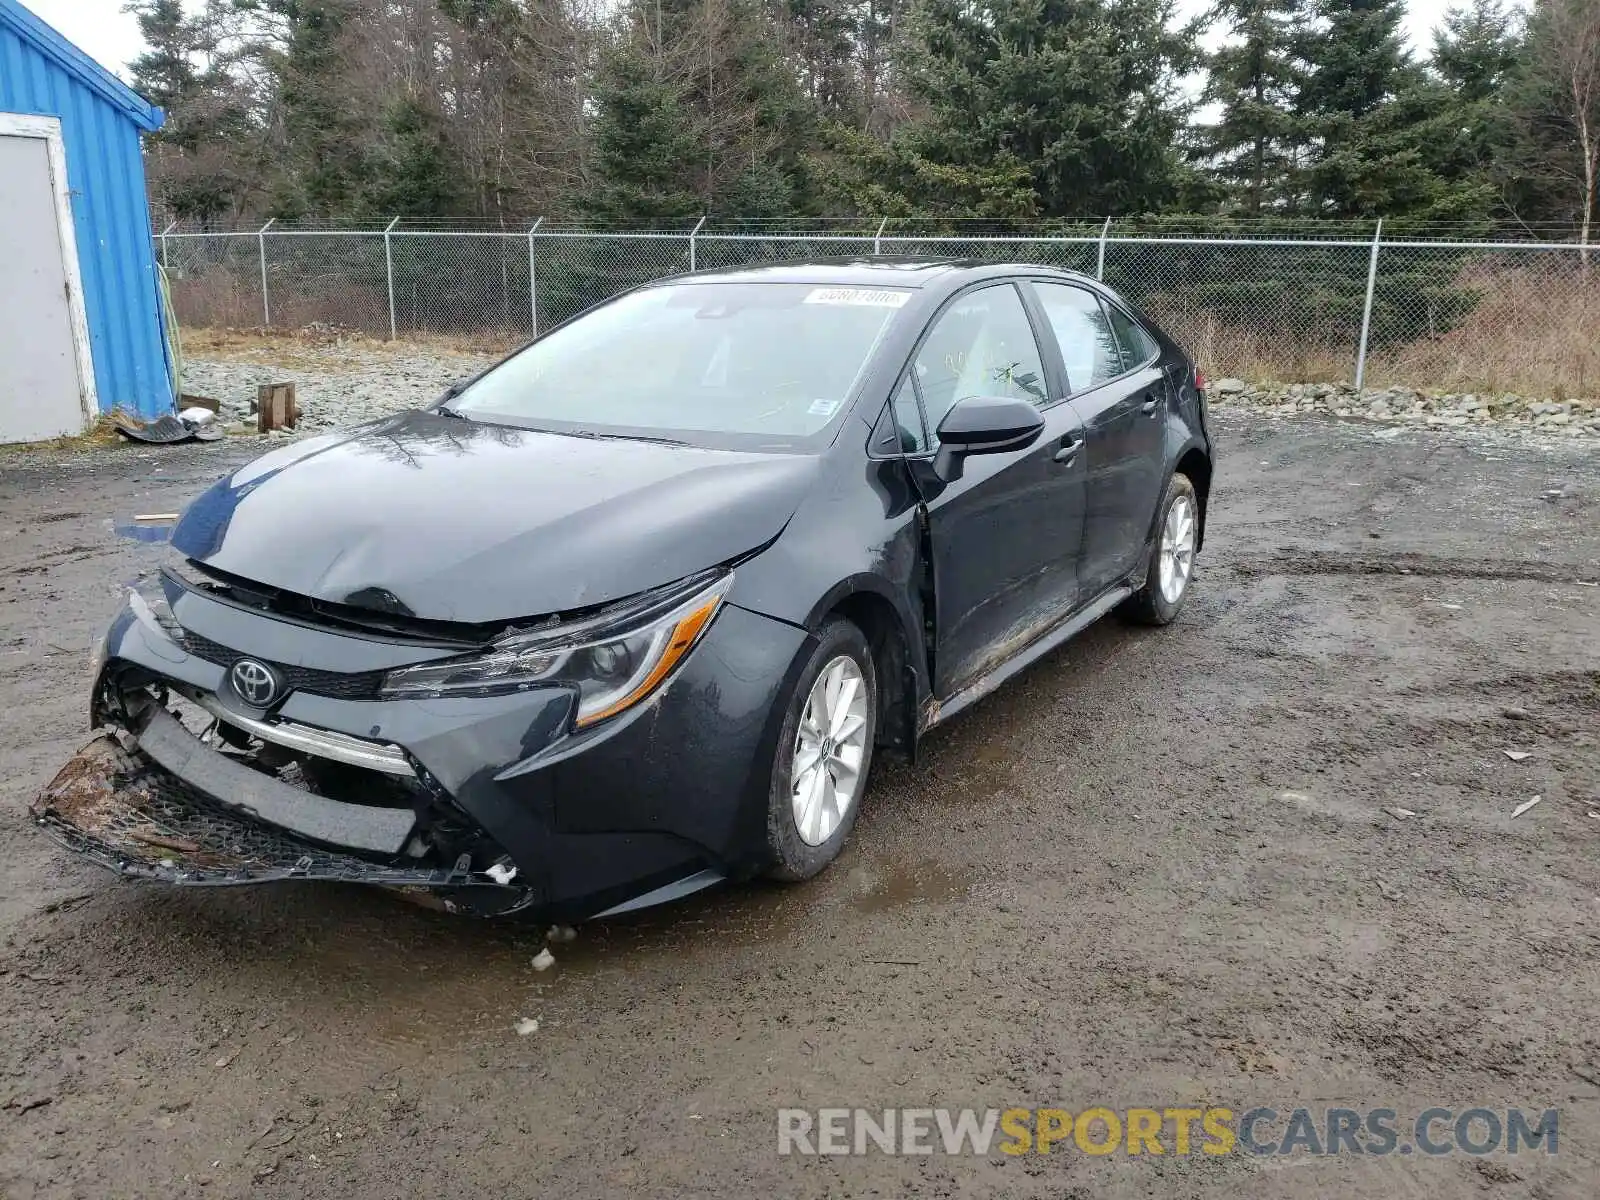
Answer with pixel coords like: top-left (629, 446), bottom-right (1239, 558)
top-left (448, 282), bottom-right (909, 451)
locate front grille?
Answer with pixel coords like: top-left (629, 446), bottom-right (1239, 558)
top-left (181, 632), bottom-right (387, 700)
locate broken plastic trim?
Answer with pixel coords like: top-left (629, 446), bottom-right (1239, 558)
top-left (136, 705), bottom-right (415, 854)
top-left (29, 734), bottom-right (532, 912)
top-left (188, 691), bottom-right (414, 776)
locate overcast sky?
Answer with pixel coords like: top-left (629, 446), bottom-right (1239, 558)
top-left (22, 0), bottom-right (1510, 82)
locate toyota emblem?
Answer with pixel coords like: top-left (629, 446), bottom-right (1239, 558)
top-left (229, 658), bottom-right (282, 706)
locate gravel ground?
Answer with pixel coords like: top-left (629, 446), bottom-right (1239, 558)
top-left (180, 345), bottom-right (497, 435)
top-left (0, 360), bottom-right (1597, 1198)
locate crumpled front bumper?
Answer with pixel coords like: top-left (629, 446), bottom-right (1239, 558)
top-left (31, 732), bottom-right (494, 892)
top-left (32, 583), bottom-right (811, 919)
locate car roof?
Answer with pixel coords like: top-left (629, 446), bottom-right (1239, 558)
top-left (666, 257), bottom-right (1095, 290)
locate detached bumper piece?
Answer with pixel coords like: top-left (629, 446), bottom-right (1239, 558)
top-left (30, 729), bottom-right (504, 894)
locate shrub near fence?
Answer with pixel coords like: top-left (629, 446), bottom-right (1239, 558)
top-left (156, 219), bottom-right (1600, 397)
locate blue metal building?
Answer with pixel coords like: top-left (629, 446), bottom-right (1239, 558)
top-left (0, 0), bottom-right (169, 438)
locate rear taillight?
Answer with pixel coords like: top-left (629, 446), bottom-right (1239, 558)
top-left (1194, 366), bottom-right (1207, 392)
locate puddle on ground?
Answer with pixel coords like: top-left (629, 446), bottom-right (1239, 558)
top-left (113, 520), bottom-right (175, 543)
top-left (850, 859), bottom-right (974, 914)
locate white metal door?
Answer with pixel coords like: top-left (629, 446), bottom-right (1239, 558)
top-left (0, 116), bottom-right (92, 443)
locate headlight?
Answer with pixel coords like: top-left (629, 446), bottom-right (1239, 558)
top-left (380, 572), bottom-right (732, 727)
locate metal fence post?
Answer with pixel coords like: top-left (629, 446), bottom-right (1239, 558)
top-left (688, 216), bottom-right (707, 272)
top-left (384, 216), bottom-right (399, 341)
top-left (1096, 217), bottom-right (1112, 281)
top-left (1355, 220), bottom-right (1383, 391)
top-left (257, 217), bottom-right (275, 327)
top-left (873, 217), bottom-right (888, 256)
top-left (159, 219), bottom-right (175, 271)
top-left (528, 217), bottom-right (543, 337)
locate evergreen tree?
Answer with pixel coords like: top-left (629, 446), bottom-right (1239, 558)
top-left (261, 0), bottom-right (376, 217)
top-left (584, 38), bottom-right (705, 223)
top-left (128, 0), bottom-right (200, 117)
top-left (1501, 0), bottom-right (1600, 244)
top-left (1424, 0), bottom-right (1524, 205)
top-left (367, 98), bottom-right (466, 220)
top-left (582, 0), bottom-right (812, 222)
top-left (888, 0), bottom-right (1198, 218)
top-left (1198, 0), bottom-right (1305, 214)
top-left (805, 122), bottom-right (1041, 219)
top-left (1293, 0), bottom-right (1483, 220)
top-left (855, 0), bottom-right (909, 135)
top-left (786, 0), bottom-right (863, 123)
top-left (1433, 0), bottom-right (1522, 103)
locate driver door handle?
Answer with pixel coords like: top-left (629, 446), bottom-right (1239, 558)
top-left (1053, 437), bottom-right (1084, 465)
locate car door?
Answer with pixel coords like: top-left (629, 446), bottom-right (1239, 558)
top-left (1102, 301), bottom-right (1168, 554)
top-left (905, 282), bottom-right (1089, 699)
top-left (1030, 282), bottom-right (1165, 598)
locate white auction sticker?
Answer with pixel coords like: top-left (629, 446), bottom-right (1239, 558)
top-left (803, 287), bottom-right (911, 308)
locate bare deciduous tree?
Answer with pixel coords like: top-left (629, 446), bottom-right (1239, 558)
top-left (1522, 0), bottom-right (1600, 253)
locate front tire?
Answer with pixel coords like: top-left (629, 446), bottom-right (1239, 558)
top-left (1122, 472), bottom-right (1199, 626)
top-left (764, 617), bottom-right (877, 882)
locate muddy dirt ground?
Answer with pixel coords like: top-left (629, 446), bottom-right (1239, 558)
top-left (0, 412), bottom-right (1596, 1199)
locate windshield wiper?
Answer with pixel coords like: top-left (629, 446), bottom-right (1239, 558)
top-left (584, 430), bottom-right (689, 447)
top-left (531, 426), bottom-right (688, 447)
top-left (434, 381), bottom-right (470, 420)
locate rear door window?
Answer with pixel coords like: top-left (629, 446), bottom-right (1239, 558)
top-left (1032, 283), bottom-right (1121, 392)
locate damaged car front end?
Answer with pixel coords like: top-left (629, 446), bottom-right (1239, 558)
top-left (37, 546), bottom-right (802, 919)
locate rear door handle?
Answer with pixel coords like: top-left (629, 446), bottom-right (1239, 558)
top-left (1141, 396), bottom-right (1160, 415)
top-left (1053, 438), bottom-right (1084, 464)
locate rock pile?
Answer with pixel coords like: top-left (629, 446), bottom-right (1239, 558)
top-left (1209, 378), bottom-right (1600, 437)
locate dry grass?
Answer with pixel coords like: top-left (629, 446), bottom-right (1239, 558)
top-left (0, 416), bottom-right (134, 456)
top-left (1149, 304), bottom-right (1356, 385)
top-left (170, 273), bottom-right (525, 359)
top-left (1365, 266), bottom-right (1600, 397)
top-left (168, 261), bottom-right (1600, 398)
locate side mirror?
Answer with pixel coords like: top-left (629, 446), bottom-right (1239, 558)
top-left (932, 395), bottom-right (1045, 480)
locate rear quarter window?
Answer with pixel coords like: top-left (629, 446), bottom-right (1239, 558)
top-left (1106, 304), bottom-right (1159, 370)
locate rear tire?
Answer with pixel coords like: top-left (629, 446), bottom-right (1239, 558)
top-left (1122, 472), bottom-right (1199, 626)
top-left (764, 617), bottom-right (877, 882)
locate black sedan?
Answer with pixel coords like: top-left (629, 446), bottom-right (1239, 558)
top-left (33, 260), bottom-right (1213, 918)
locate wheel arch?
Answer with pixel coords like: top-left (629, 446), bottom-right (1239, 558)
top-left (809, 578), bottom-right (922, 756)
top-left (1173, 444), bottom-right (1213, 552)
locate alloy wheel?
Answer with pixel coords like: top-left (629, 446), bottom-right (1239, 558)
top-left (1159, 493), bottom-right (1197, 605)
top-left (790, 655), bottom-right (870, 846)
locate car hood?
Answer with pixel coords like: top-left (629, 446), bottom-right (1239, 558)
top-left (170, 411), bottom-right (820, 624)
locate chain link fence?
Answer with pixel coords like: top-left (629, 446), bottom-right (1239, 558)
top-left (157, 220), bottom-right (1600, 397)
